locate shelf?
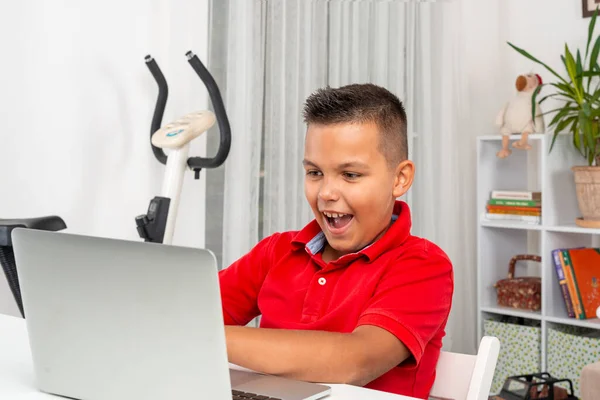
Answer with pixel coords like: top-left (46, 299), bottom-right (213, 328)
top-left (480, 218), bottom-right (543, 231)
top-left (480, 221), bottom-right (600, 235)
top-left (478, 133), bottom-right (545, 142)
top-left (481, 306), bottom-right (542, 320)
top-left (545, 316), bottom-right (600, 330)
top-left (477, 132), bottom-right (600, 391)
top-left (545, 224), bottom-right (600, 235)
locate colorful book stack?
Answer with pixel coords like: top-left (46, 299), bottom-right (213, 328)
top-left (552, 247), bottom-right (600, 320)
top-left (484, 190), bottom-right (541, 224)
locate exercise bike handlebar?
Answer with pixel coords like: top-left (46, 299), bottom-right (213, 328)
top-left (144, 55), bottom-right (168, 165)
top-left (144, 51), bottom-right (231, 171)
top-left (185, 51), bottom-right (231, 170)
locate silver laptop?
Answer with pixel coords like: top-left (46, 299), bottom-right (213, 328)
top-left (12, 228), bottom-right (331, 400)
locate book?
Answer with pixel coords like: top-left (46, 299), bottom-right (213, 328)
top-left (483, 213), bottom-right (541, 224)
top-left (561, 250), bottom-right (585, 319)
top-left (565, 248), bottom-right (600, 319)
top-left (490, 190), bottom-right (541, 201)
top-left (486, 206), bottom-right (541, 216)
top-left (488, 199), bottom-right (541, 207)
top-left (551, 249), bottom-right (575, 318)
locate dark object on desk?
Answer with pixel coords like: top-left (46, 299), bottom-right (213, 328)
top-left (232, 389), bottom-right (281, 400)
top-left (489, 373), bottom-right (577, 400)
top-left (0, 216), bottom-right (67, 318)
top-left (494, 254), bottom-right (541, 311)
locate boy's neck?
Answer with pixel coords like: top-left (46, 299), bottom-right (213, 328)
top-left (321, 245), bottom-right (343, 264)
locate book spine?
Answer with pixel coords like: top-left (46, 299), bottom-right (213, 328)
top-left (484, 213), bottom-right (540, 223)
top-left (561, 250), bottom-right (586, 319)
top-left (486, 207), bottom-right (541, 216)
top-left (552, 249), bottom-right (575, 318)
top-left (488, 199), bottom-right (540, 207)
top-left (491, 191), bottom-right (539, 200)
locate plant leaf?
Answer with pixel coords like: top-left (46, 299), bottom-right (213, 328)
top-left (539, 106), bottom-right (577, 117)
top-left (565, 44), bottom-right (582, 101)
top-left (571, 118), bottom-right (583, 155)
top-left (583, 102), bottom-right (592, 117)
top-left (539, 93), bottom-right (569, 104)
top-left (550, 117), bottom-right (577, 154)
top-left (556, 115), bottom-right (577, 133)
top-left (586, 6), bottom-right (598, 60)
top-left (551, 82), bottom-right (577, 99)
top-left (508, 42), bottom-right (569, 85)
top-left (580, 71), bottom-right (600, 78)
top-left (550, 130), bottom-right (561, 154)
top-left (548, 106), bottom-right (577, 128)
top-left (531, 84), bottom-right (543, 124)
top-left (576, 50), bottom-right (584, 95)
top-left (593, 120), bottom-right (600, 159)
top-left (588, 36), bottom-right (600, 90)
top-left (579, 111), bottom-right (595, 165)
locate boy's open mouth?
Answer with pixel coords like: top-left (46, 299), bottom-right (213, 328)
top-left (323, 211), bottom-right (354, 231)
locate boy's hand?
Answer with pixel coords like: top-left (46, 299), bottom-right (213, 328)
top-left (224, 324), bottom-right (410, 386)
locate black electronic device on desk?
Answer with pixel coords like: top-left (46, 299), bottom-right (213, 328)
top-left (490, 373), bottom-right (578, 400)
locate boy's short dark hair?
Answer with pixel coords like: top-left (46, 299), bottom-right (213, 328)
top-left (302, 83), bottom-right (408, 167)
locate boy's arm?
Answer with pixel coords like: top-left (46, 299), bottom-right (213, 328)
top-left (219, 234), bottom-right (281, 325)
top-left (225, 324), bottom-right (410, 386)
top-left (225, 245), bottom-right (453, 386)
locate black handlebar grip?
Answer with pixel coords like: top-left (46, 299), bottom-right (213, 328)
top-left (144, 55), bottom-right (168, 165)
top-left (185, 51), bottom-right (231, 170)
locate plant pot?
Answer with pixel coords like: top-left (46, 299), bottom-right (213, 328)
top-left (572, 166), bottom-right (600, 228)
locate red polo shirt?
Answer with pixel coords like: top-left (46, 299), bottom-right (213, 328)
top-left (219, 200), bottom-right (453, 399)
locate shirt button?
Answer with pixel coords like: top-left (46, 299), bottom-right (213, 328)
top-left (318, 277), bottom-right (327, 286)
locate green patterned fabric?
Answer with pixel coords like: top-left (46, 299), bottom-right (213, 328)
top-left (483, 320), bottom-right (542, 395)
top-left (547, 325), bottom-right (600, 397)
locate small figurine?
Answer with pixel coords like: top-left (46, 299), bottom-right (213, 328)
top-left (496, 73), bottom-right (545, 158)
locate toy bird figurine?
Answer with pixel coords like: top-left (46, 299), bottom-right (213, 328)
top-left (496, 73), bottom-right (545, 158)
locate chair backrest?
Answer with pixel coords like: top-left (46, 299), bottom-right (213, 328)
top-left (430, 336), bottom-right (500, 400)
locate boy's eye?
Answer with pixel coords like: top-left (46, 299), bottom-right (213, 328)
top-left (343, 172), bottom-right (361, 179)
top-left (306, 170), bottom-right (322, 177)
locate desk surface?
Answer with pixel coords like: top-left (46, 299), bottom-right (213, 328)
top-left (0, 314), bottom-right (415, 400)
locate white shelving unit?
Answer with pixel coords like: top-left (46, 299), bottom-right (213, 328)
top-left (476, 132), bottom-right (600, 373)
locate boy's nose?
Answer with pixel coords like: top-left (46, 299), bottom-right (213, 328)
top-left (318, 181), bottom-right (340, 202)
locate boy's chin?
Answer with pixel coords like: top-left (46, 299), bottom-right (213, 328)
top-left (325, 239), bottom-right (362, 256)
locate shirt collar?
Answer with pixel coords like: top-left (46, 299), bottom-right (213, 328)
top-left (291, 200), bottom-right (412, 263)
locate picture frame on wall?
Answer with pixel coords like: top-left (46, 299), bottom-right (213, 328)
top-left (582, 0), bottom-right (600, 17)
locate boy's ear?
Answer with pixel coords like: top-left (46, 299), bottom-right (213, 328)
top-left (392, 160), bottom-right (415, 198)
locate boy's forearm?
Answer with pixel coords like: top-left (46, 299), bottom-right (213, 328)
top-left (224, 326), bottom-right (378, 386)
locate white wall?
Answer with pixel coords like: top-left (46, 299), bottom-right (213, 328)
top-left (462, 0), bottom-right (590, 136)
top-left (0, 0), bottom-right (210, 317)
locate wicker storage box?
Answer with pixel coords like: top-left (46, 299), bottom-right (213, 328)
top-left (547, 325), bottom-right (600, 397)
top-left (483, 318), bottom-right (542, 395)
top-left (494, 254), bottom-right (541, 311)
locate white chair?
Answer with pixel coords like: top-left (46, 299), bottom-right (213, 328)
top-left (429, 336), bottom-right (500, 400)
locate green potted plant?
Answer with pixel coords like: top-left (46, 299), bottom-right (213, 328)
top-left (508, 8), bottom-right (600, 228)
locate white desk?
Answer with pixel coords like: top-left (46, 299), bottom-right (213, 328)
top-left (0, 314), bottom-right (416, 400)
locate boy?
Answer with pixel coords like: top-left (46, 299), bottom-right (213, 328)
top-left (219, 83), bottom-right (453, 399)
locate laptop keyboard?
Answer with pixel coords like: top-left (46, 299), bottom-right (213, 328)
top-left (232, 389), bottom-right (282, 400)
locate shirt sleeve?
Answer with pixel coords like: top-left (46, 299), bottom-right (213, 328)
top-left (356, 241), bottom-right (454, 366)
top-left (218, 233), bottom-right (281, 326)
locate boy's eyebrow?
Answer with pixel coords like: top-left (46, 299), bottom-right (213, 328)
top-left (302, 159), bottom-right (370, 170)
top-left (337, 161), bottom-right (370, 170)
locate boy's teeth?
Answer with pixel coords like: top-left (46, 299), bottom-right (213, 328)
top-left (324, 212), bottom-right (345, 218)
